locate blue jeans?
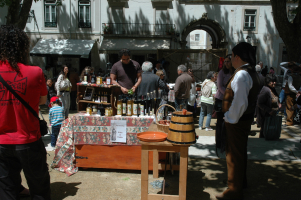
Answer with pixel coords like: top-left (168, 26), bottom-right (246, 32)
top-left (0, 139), bottom-right (51, 199)
top-left (51, 124), bottom-right (61, 147)
top-left (60, 91), bottom-right (70, 118)
top-left (175, 98), bottom-right (188, 111)
top-left (199, 102), bottom-right (214, 128)
top-left (279, 89), bottom-right (287, 116)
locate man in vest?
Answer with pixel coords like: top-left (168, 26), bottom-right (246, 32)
top-left (285, 64), bottom-right (301, 126)
top-left (216, 42), bottom-right (261, 200)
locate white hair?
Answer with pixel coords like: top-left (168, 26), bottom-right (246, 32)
top-left (177, 65), bottom-right (187, 72)
top-left (142, 61), bottom-right (153, 72)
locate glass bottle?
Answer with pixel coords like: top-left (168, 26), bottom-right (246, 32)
top-left (86, 104), bottom-right (92, 115)
top-left (83, 69), bottom-right (88, 82)
top-left (133, 95), bottom-right (138, 116)
top-left (107, 92), bottom-right (111, 103)
top-left (122, 95), bottom-right (127, 116)
top-left (140, 95), bottom-right (144, 116)
top-left (108, 104), bottom-right (113, 116)
top-left (105, 105), bottom-right (109, 116)
top-left (91, 72), bottom-right (96, 84)
top-left (127, 96), bottom-right (133, 116)
top-left (145, 93), bottom-right (149, 116)
top-left (149, 92), bottom-right (153, 116)
top-left (103, 92), bottom-right (107, 103)
top-left (106, 76), bottom-right (111, 85)
top-left (117, 95), bottom-right (123, 116)
top-left (101, 91), bottom-right (105, 102)
top-left (100, 104), bottom-right (105, 116)
top-left (96, 71), bottom-right (102, 85)
top-left (97, 105), bottom-right (101, 115)
top-left (92, 105), bottom-right (97, 113)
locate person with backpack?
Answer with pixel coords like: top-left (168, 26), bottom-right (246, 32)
top-left (198, 71), bottom-right (217, 131)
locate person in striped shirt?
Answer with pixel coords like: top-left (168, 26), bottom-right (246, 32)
top-left (49, 97), bottom-right (65, 148)
top-left (198, 71), bottom-right (217, 131)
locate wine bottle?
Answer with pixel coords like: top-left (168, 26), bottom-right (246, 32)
top-left (103, 92), bottom-right (107, 103)
top-left (91, 72), bottom-right (96, 84)
top-left (127, 96), bottom-right (132, 116)
top-left (145, 93), bottom-right (149, 116)
top-left (117, 95), bottom-right (122, 116)
top-left (133, 95), bottom-right (138, 116)
top-left (107, 92), bottom-right (110, 103)
top-left (140, 95), bottom-right (144, 116)
top-left (83, 69), bottom-right (88, 82)
top-left (122, 95), bottom-right (127, 116)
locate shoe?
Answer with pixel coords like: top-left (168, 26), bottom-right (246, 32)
top-left (205, 127), bottom-right (213, 131)
top-left (198, 127), bottom-right (203, 130)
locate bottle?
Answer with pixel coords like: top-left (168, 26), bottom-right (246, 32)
top-left (149, 92), bottom-right (153, 116)
top-left (127, 96), bottom-right (132, 116)
top-left (91, 72), bottom-right (96, 84)
top-left (86, 104), bottom-right (92, 115)
top-left (97, 91), bottom-right (101, 102)
top-left (97, 105), bottom-right (101, 115)
top-left (103, 92), bottom-right (107, 103)
top-left (96, 71), bottom-right (102, 85)
top-left (117, 95), bottom-right (123, 116)
top-left (108, 104), bottom-right (113, 116)
top-left (140, 95), bottom-right (144, 116)
top-left (83, 69), bottom-right (88, 82)
top-left (122, 95), bottom-right (127, 116)
top-left (145, 93), bottom-right (149, 116)
top-left (107, 92), bottom-right (111, 103)
top-left (92, 105), bottom-right (97, 113)
top-left (101, 91), bottom-right (105, 102)
top-left (100, 103), bottom-right (105, 116)
top-left (133, 95), bottom-right (138, 116)
top-left (153, 90), bottom-right (157, 114)
top-left (106, 76), bottom-right (111, 85)
top-left (105, 105), bottom-right (109, 116)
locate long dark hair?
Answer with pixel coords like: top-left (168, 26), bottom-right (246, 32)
top-left (222, 54), bottom-right (234, 74)
top-left (59, 65), bottom-right (69, 78)
top-left (0, 25), bottom-right (30, 72)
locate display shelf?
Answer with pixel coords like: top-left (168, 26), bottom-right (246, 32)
top-left (78, 100), bottom-right (112, 105)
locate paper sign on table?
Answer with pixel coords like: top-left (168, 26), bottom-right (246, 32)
top-left (110, 120), bottom-right (127, 143)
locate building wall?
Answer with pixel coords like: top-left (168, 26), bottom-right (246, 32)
top-left (0, 0), bottom-right (297, 75)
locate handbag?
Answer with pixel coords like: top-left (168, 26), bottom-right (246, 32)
top-left (0, 75), bottom-right (48, 136)
top-left (263, 115), bottom-right (282, 140)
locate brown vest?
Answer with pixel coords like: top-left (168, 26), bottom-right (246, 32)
top-left (284, 73), bottom-right (301, 94)
top-left (222, 65), bottom-right (261, 117)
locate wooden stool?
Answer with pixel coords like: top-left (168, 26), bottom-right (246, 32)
top-left (140, 140), bottom-right (190, 200)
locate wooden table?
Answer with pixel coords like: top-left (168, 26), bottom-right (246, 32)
top-left (140, 140), bottom-right (190, 200)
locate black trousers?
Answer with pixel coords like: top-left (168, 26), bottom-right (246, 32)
top-left (0, 139), bottom-right (51, 200)
top-left (70, 90), bottom-right (77, 110)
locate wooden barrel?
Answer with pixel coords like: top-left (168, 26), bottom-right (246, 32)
top-left (167, 111), bottom-right (196, 144)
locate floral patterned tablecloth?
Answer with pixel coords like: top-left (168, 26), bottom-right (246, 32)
top-left (51, 114), bottom-right (153, 176)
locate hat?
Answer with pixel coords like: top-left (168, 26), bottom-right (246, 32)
top-left (232, 42), bottom-right (256, 66)
top-left (49, 96), bottom-right (59, 108)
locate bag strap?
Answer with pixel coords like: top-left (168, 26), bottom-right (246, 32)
top-left (0, 74), bottom-right (40, 120)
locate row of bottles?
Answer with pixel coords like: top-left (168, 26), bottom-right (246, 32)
top-left (83, 70), bottom-right (111, 85)
top-left (116, 90), bottom-right (162, 117)
top-left (92, 91), bottom-right (110, 103)
top-left (86, 103), bottom-right (113, 116)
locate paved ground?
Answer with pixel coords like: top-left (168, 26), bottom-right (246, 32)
top-left (18, 106), bottom-right (301, 200)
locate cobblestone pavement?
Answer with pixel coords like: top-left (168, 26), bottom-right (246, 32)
top-left (18, 106), bottom-right (301, 200)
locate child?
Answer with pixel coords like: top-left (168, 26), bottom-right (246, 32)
top-left (49, 97), bottom-right (65, 148)
top-left (46, 78), bottom-right (56, 106)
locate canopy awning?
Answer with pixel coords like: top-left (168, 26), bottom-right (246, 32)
top-left (30, 39), bottom-right (95, 58)
top-left (99, 38), bottom-right (170, 53)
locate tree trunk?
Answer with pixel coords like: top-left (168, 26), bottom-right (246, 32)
top-left (6, 0), bottom-right (33, 30)
top-left (270, 0), bottom-right (301, 62)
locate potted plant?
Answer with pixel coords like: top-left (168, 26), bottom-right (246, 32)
top-left (103, 23), bottom-right (111, 34)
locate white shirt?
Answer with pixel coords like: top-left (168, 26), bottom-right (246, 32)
top-left (288, 75), bottom-right (301, 94)
top-left (224, 65), bottom-right (253, 124)
top-left (280, 62), bottom-right (290, 87)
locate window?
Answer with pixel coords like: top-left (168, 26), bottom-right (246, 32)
top-left (44, 0), bottom-right (57, 27)
top-left (244, 9), bottom-right (256, 31)
top-left (79, 1), bottom-right (91, 28)
top-left (195, 34), bottom-right (200, 41)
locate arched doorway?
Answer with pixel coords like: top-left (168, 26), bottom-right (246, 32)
top-left (180, 13), bottom-right (227, 49)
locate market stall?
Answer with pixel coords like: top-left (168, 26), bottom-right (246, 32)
top-left (50, 113), bottom-right (161, 176)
